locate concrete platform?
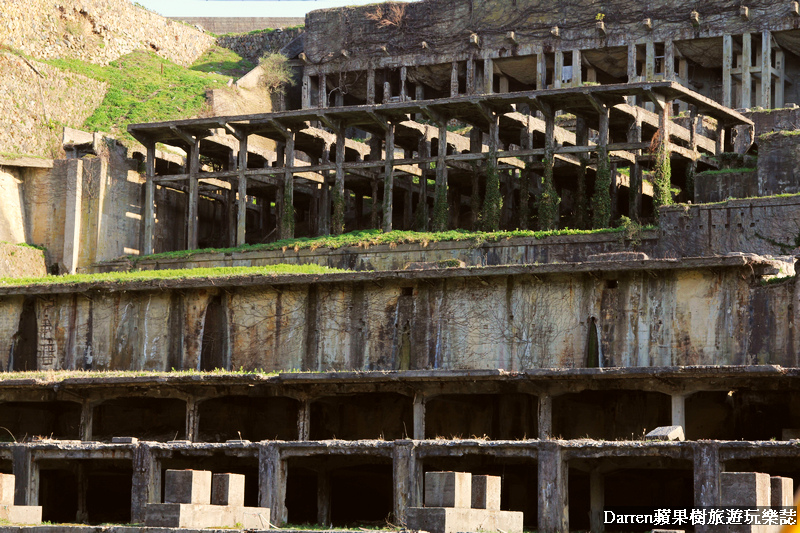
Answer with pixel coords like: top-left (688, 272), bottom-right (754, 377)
top-left (406, 507), bottom-right (524, 533)
top-left (0, 505), bottom-right (42, 524)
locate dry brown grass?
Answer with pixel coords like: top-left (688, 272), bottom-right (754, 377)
top-left (365, 3), bottom-right (407, 28)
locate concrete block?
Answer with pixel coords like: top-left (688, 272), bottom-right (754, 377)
top-left (0, 503), bottom-right (42, 524)
top-left (645, 425), bottom-right (685, 441)
top-left (407, 507), bottom-right (523, 533)
top-left (425, 472), bottom-right (472, 508)
top-left (164, 469), bottom-right (212, 504)
top-left (771, 476), bottom-right (794, 506)
top-left (111, 437), bottom-right (138, 444)
top-left (212, 473), bottom-right (245, 507)
top-left (471, 475), bottom-right (501, 510)
top-left (0, 474), bottom-right (15, 505)
top-left (145, 503), bottom-right (270, 529)
top-left (721, 472), bottom-right (771, 508)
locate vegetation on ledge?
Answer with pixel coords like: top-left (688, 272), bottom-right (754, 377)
top-left (0, 264), bottom-right (346, 287)
top-left (123, 227), bottom-right (654, 264)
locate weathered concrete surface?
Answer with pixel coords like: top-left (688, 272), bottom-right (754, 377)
top-left (0, 244), bottom-right (46, 279)
top-left (174, 17), bottom-right (305, 34)
top-left (658, 195), bottom-right (800, 257)
top-left (757, 133), bottom-right (800, 196)
top-left (0, 166), bottom-right (29, 244)
top-left (694, 170), bottom-right (757, 204)
top-left (90, 230), bottom-right (657, 273)
top-left (145, 503), bottom-right (269, 529)
top-left (406, 507), bottom-right (523, 533)
top-left (0, 257), bottom-right (795, 371)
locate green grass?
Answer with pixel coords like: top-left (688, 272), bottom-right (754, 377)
top-left (189, 45), bottom-right (256, 77)
top-left (697, 168), bottom-right (757, 175)
top-left (125, 227), bottom-right (639, 263)
top-left (45, 51), bottom-right (231, 141)
top-left (0, 264), bottom-right (346, 287)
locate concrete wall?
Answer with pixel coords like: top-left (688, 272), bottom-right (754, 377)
top-left (0, 262), bottom-right (796, 372)
top-left (757, 132), bottom-right (800, 196)
top-left (694, 169), bottom-right (758, 204)
top-left (173, 17), bottom-right (305, 34)
top-left (0, 166), bottom-right (28, 244)
top-left (215, 27), bottom-right (304, 63)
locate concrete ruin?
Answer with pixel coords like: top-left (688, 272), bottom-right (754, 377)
top-left (4, 0), bottom-right (800, 532)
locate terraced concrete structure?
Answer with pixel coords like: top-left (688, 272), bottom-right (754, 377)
top-left (4, 1), bottom-right (800, 533)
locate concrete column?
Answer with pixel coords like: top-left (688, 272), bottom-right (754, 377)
top-left (186, 398), bottom-right (200, 442)
top-left (414, 83), bottom-right (424, 102)
top-left (320, 180), bottom-right (330, 236)
top-left (664, 40), bottom-right (674, 79)
top-left (450, 61), bottom-right (459, 97)
top-left (297, 400), bottom-right (311, 441)
top-left (333, 133), bottom-right (345, 234)
top-left (413, 393), bottom-right (425, 440)
top-left (433, 123), bottom-right (449, 231)
top-left (383, 81), bottom-right (392, 103)
top-left (12, 445), bottom-right (34, 506)
top-left (716, 125), bottom-right (726, 156)
top-left (627, 117), bottom-right (642, 222)
top-left (645, 40), bottom-right (655, 81)
top-left (301, 73), bottom-right (311, 108)
top-left (318, 74), bottom-right (327, 108)
top-left (554, 51), bottom-right (563, 88)
top-left (538, 441), bottom-right (568, 533)
top-left (575, 116), bottom-right (589, 229)
top-left (400, 66), bottom-right (407, 101)
top-left (536, 53), bottom-right (546, 90)
top-left (761, 31), bottom-right (772, 109)
top-left (143, 143), bottom-right (155, 255)
top-left (79, 400), bottom-right (94, 441)
top-left (63, 158), bottom-right (83, 274)
top-left (693, 441), bottom-right (720, 533)
top-left (671, 393), bottom-right (686, 430)
top-left (76, 462), bottom-right (88, 522)
top-left (723, 34), bottom-right (733, 107)
top-left (590, 469), bottom-right (604, 533)
top-left (316, 471), bottom-right (331, 525)
top-left (776, 49), bottom-right (786, 108)
top-left (131, 443), bottom-right (160, 523)
top-left (366, 68), bottom-right (375, 105)
top-left (538, 394), bottom-right (553, 439)
top-left (403, 178), bottom-right (413, 230)
top-left (627, 43), bottom-right (638, 82)
top-left (259, 443), bottom-right (287, 525)
top-left (572, 49), bottom-right (581, 86)
top-left (416, 138), bottom-right (431, 230)
top-left (742, 33), bottom-right (752, 109)
top-left (393, 441), bottom-right (421, 525)
top-left (483, 57), bottom-right (494, 94)
top-left (280, 131), bottom-right (295, 240)
top-left (371, 179), bottom-right (380, 230)
top-left (382, 123), bottom-right (395, 232)
top-left (466, 58), bottom-right (475, 95)
top-left (236, 134), bottom-right (248, 247)
top-left (227, 150), bottom-right (237, 246)
top-left (187, 139), bottom-right (200, 251)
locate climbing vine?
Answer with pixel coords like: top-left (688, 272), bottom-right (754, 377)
top-left (651, 114), bottom-right (673, 217)
top-left (519, 166), bottom-right (531, 230)
top-left (480, 161), bottom-right (502, 231)
top-left (281, 187), bottom-right (295, 239)
top-left (432, 178), bottom-right (448, 232)
top-left (591, 148), bottom-right (612, 229)
top-left (537, 151), bottom-right (560, 231)
top-left (331, 186), bottom-right (345, 235)
top-left (685, 162), bottom-right (696, 204)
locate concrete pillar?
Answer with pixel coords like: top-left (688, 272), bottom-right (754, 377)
top-left (762, 30), bottom-right (772, 109)
top-left (186, 398), bottom-right (199, 442)
top-left (298, 399), bottom-right (310, 440)
top-left (536, 53), bottom-right (546, 91)
top-left (554, 51), bottom-right (563, 88)
top-left (187, 139), bottom-right (200, 251)
top-left (466, 58), bottom-right (475, 95)
top-left (333, 133), bottom-right (345, 234)
top-left (498, 75), bottom-right (509, 93)
top-left (671, 393), bottom-right (686, 430)
top-left (259, 443), bottom-right (287, 525)
top-left (366, 69), bottom-right (375, 105)
top-left (433, 123), bottom-right (449, 231)
top-left (664, 40), bottom-right (674, 79)
top-left (627, 43), bottom-right (638, 83)
top-left (63, 158), bottom-right (83, 274)
top-left (236, 134), bottom-right (248, 247)
top-left (317, 471), bottom-right (331, 525)
top-left (723, 34), bottom-right (733, 108)
top-left (538, 441), bottom-right (568, 533)
top-left (280, 131), bottom-right (295, 240)
top-left (400, 66), bottom-right (407, 101)
top-left (645, 40), bottom-right (655, 81)
top-left (301, 73), bottom-right (311, 108)
top-left (12, 445), bottom-right (34, 506)
top-left (393, 441), bottom-right (421, 525)
top-left (693, 441), bottom-right (720, 533)
top-left (318, 74), bottom-right (327, 108)
top-left (143, 143), bottom-right (155, 255)
top-left (131, 443), bottom-right (160, 523)
top-left (572, 49), bottom-right (581, 86)
top-left (590, 469), bottom-right (604, 533)
top-left (742, 33), bottom-right (752, 109)
top-left (382, 123), bottom-right (395, 232)
top-left (417, 138), bottom-right (431, 230)
top-left (484, 57), bottom-right (494, 94)
top-left (76, 462), bottom-right (88, 522)
top-left (538, 394), bottom-right (553, 439)
top-left (413, 393), bottom-right (425, 439)
top-left (776, 49), bottom-right (786, 108)
top-left (450, 61), bottom-right (459, 97)
top-left (720, 471), bottom-right (770, 507)
top-left (79, 400), bottom-right (94, 441)
top-left (403, 178), bottom-right (413, 230)
top-left (371, 179), bottom-right (380, 230)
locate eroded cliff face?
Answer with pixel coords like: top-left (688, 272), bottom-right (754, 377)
top-left (0, 261), bottom-right (794, 373)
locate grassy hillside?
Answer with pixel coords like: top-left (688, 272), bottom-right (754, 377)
top-left (45, 50), bottom-right (236, 141)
